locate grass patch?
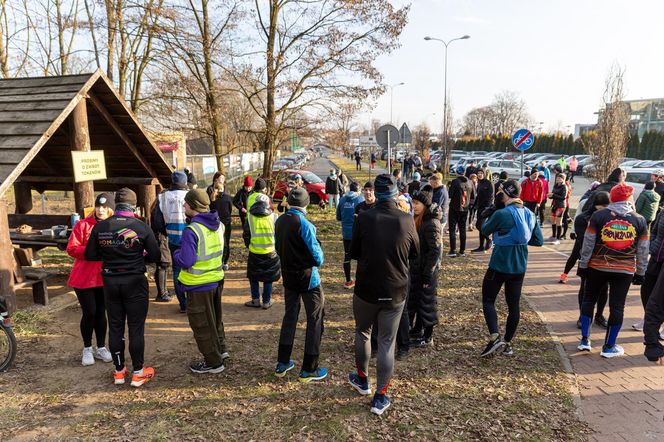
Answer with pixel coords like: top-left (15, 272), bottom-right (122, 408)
top-left (12, 309), bottom-right (48, 336)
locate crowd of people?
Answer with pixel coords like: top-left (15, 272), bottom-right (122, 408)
top-left (62, 158), bottom-right (664, 416)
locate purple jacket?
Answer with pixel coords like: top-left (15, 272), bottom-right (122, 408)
top-left (173, 211), bottom-right (223, 292)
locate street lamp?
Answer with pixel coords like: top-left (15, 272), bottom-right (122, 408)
top-left (387, 81), bottom-right (405, 172)
top-left (424, 34), bottom-right (469, 174)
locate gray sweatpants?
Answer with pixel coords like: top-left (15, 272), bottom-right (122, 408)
top-left (353, 295), bottom-right (405, 395)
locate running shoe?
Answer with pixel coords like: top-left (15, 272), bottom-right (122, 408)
top-left (370, 394), bottom-right (391, 416)
top-left (559, 273), bottom-right (568, 284)
top-left (262, 301), bottom-right (272, 310)
top-left (502, 343), bottom-right (514, 356)
top-left (82, 347), bottom-right (95, 366)
top-left (190, 361), bottom-right (225, 374)
top-left (130, 367), bottom-right (155, 387)
top-left (470, 247), bottom-right (486, 254)
top-left (546, 236), bottom-right (557, 242)
top-left (274, 360), bottom-right (295, 378)
top-left (395, 349), bottom-right (409, 361)
top-left (551, 239), bottom-right (560, 245)
top-left (155, 294), bottom-right (172, 302)
top-left (594, 315), bottom-right (608, 329)
top-left (410, 337), bottom-right (433, 349)
top-left (480, 336), bottom-right (505, 358)
top-left (95, 347), bottom-right (113, 363)
top-left (344, 280), bottom-right (355, 289)
top-left (577, 337), bottom-right (592, 352)
top-left (632, 320), bottom-right (644, 331)
top-left (348, 373), bottom-right (372, 395)
top-left (446, 252), bottom-right (458, 258)
top-left (113, 367), bottom-right (126, 385)
top-left (221, 352), bottom-right (230, 362)
top-left (298, 367), bottom-right (328, 382)
top-left (600, 344), bottom-right (624, 358)
top-left (244, 299), bottom-right (261, 308)
top-left (222, 264), bottom-right (229, 271)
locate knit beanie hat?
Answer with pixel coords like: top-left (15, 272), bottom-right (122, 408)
top-left (254, 178), bottom-right (267, 192)
top-left (288, 187), bottom-right (310, 208)
top-left (185, 189), bottom-right (210, 212)
top-left (244, 176), bottom-right (253, 187)
top-left (95, 192), bottom-right (115, 210)
top-left (412, 189), bottom-right (433, 207)
top-left (501, 179), bottom-right (521, 199)
top-left (350, 182), bottom-right (359, 192)
top-left (610, 183), bottom-right (634, 203)
top-left (172, 171), bottom-right (187, 186)
top-left (115, 187), bottom-right (137, 206)
top-left (530, 168), bottom-right (539, 177)
top-left (374, 174), bottom-right (398, 200)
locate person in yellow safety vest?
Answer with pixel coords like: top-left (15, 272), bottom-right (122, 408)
top-left (247, 177), bottom-right (268, 211)
top-left (173, 189), bottom-right (229, 374)
top-left (243, 193), bottom-right (281, 309)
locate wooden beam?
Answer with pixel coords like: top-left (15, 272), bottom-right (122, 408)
top-left (13, 182), bottom-right (32, 214)
top-left (69, 100), bottom-right (95, 216)
top-left (18, 176), bottom-right (160, 185)
top-left (87, 93), bottom-right (159, 179)
top-left (0, 200), bottom-right (16, 314)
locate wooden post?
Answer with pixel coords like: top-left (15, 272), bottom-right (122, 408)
top-left (69, 99), bottom-right (95, 216)
top-left (138, 184), bottom-right (157, 224)
top-left (0, 200), bottom-right (16, 314)
top-left (13, 182), bottom-right (33, 214)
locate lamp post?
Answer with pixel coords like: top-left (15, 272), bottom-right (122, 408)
top-left (387, 82), bottom-right (405, 172)
top-left (424, 35), bottom-right (469, 174)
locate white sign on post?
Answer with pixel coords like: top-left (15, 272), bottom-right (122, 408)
top-left (71, 150), bottom-right (107, 183)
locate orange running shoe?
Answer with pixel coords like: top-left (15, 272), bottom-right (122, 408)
top-left (130, 367), bottom-right (155, 387)
top-left (559, 273), bottom-right (568, 284)
top-left (113, 368), bottom-right (126, 385)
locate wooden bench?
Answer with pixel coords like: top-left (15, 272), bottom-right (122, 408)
top-left (14, 276), bottom-right (49, 306)
top-left (12, 248), bottom-right (52, 306)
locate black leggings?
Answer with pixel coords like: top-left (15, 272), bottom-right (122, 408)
top-left (222, 220), bottom-right (231, 265)
top-left (538, 202), bottom-right (546, 225)
top-left (641, 258), bottom-right (663, 308)
top-left (75, 287), bottom-right (107, 348)
top-left (482, 269), bottom-right (524, 342)
top-left (343, 239), bottom-right (352, 283)
top-left (581, 269), bottom-right (632, 328)
top-left (577, 275), bottom-right (608, 317)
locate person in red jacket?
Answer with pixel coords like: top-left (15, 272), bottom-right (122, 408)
top-left (520, 168), bottom-right (544, 213)
top-left (66, 193), bottom-right (115, 366)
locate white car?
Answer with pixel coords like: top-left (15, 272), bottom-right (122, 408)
top-left (485, 159), bottom-right (530, 182)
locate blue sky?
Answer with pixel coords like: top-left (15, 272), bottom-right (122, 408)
top-left (361, 0), bottom-right (664, 133)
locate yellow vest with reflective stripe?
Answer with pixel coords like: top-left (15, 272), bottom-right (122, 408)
top-left (178, 222), bottom-right (225, 286)
top-left (248, 213), bottom-right (276, 255)
top-left (247, 192), bottom-right (260, 210)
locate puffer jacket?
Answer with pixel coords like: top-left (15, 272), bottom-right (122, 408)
top-left (243, 201), bottom-right (281, 283)
top-left (649, 211), bottom-right (664, 261)
top-left (67, 214), bottom-right (103, 289)
top-left (635, 189), bottom-right (660, 223)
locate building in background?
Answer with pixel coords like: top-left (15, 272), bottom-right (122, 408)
top-left (151, 131), bottom-right (186, 168)
top-left (624, 98), bottom-right (664, 139)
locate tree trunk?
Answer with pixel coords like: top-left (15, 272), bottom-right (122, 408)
top-left (0, 199), bottom-right (16, 314)
top-left (262, 0), bottom-right (279, 181)
top-left (69, 99), bottom-right (95, 216)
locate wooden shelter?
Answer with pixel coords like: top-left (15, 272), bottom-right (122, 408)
top-left (0, 70), bottom-right (173, 312)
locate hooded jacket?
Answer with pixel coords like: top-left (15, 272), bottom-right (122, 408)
top-left (549, 182), bottom-right (568, 210)
top-left (233, 187), bottom-right (251, 214)
top-left (448, 175), bottom-right (473, 212)
top-left (275, 207), bottom-right (324, 291)
top-left (475, 178), bottom-right (494, 209)
top-left (67, 214), bottom-right (104, 289)
top-left (325, 175), bottom-right (341, 195)
top-left (583, 168), bottom-right (623, 211)
top-left (336, 191), bottom-right (364, 240)
top-left (579, 201), bottom-right (648, 275)
top-left (243, 201), bottom-right (281, 283)
top-left (431, 184), bottom-right (449, 224)
top-left (351, 198), bottom-right (419, 306)
top-left (410, 203), bottom-right (442, 286)
top-left (635, 189), bottom-right (661, 222)
top-left (173, 211), bottom-right (225, 292)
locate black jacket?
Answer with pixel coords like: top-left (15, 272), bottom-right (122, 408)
top-left (475, 178), bottom-right (494, 208)
top-left (656, 181), bottom-right (664, 205)
top-left (207, 186), bottom-right (233, 224)
top-left (242, 202), bottom-right (281, 283)
top-left (583, 168), bottom-right (622, 212)
top-left (464, 165), bottom-right (479, 178)
top-left (233, 187), bottom-right (250, 213)
top-left (550, 183), bottom-right (567, 209)
top-left (85, 214), bottom-right (160, 277)
top-left (351, 199), bottom-right (419, 306)
top-left (448, 175), bottom-right (473, 212)
top-left (325, 176), bottom-right (341, 195)
top-left (650, 211), bottom-right (664, 260)
top-left (410, 204), bottom-right (442, 285)
top-left (407, 180), bottom-right (421, 196)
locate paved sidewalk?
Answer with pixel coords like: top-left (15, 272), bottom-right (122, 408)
top-left (465, 234), bottom-right (664, 442)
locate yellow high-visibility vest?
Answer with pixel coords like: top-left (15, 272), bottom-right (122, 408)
top-left (178, 222), bottom-right (225, 285)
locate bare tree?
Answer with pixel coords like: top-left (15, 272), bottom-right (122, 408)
top-left (323, 98), bottom-right (361, 154)
top-left (228, 0), bottom-right (409, 179)
top-left (0, 0), bottom-right (30, 78)
top-left (412, 123), bottom-right (430, 158)
top-left (584, 64), bottom-right (630, 181)
top-left (491, 90), bottom-right (531, 136)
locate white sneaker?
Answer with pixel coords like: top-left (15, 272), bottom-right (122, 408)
top-left (551, 239), bottom-right (560, 245)
top-left (82, 347), bottom-right (95, 366)
top-left (95, 347), bottom-right (113, 363)
top-left (632, 320), bottom-right (644, 331)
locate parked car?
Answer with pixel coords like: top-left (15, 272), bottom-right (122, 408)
top-left (485, 159), bottom-right (529, 182)
top-left (272, 169), bottom-right (328, 206)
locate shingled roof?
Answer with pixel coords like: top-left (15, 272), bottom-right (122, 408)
top-left (0, 70), bottom-right (172, 197)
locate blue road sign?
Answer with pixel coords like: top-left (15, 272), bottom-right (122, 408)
top-left (512, 129), bottom-right (534, 151)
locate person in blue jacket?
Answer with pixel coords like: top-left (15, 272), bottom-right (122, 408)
top-left (479, 179), bottom-right (544, 358)
top-left (336, 182), bottom-right (364, 289)
top-left (273, 188), bottom-right (327, 382)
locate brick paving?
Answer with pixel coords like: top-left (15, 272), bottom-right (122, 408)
top-left (465, 233), bottom-right (664, 441)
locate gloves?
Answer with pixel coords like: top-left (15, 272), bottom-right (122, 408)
top-left (633, 274), bottom-right (645, 286)
top-left (570, 232), bottom-right (577, 240)
top-left (576, 267), bottom-right (589, 278)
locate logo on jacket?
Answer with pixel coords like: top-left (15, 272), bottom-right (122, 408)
top-left (600, 220), bottom-right (636, 250)
top-left (115, 228), bottom-right (139, 248)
